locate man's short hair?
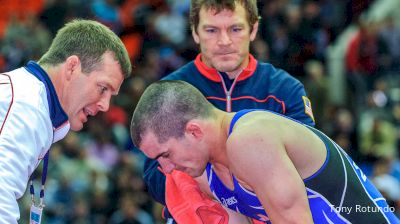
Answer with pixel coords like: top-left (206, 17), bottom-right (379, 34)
top-left (39, 19), bottom-right (132, 78)
top-left (190, 0), bottom-right (259, 32)
top-left (130, 80), bottom-right (214, 147)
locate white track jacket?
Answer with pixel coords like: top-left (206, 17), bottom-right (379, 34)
top-left (0, 61), bottom-right (70, 223)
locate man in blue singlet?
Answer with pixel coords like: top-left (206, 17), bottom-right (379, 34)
top-left (131, 80), bottom-right (399, 224)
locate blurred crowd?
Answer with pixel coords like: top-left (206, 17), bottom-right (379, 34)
top-left (0, 0), bottom-right (399, 223)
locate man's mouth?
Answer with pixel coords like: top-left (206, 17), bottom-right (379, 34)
top-left (83, 108), bottom-right (95, 121)
top-left (176, 166), bottom-right (186, 172)
top-left (216, 52), bottom-right (234, 55)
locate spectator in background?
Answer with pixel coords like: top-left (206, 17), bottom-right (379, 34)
top-left (39, 0), bottom-right (69, 36)
top-left (330, 107), bottom-right (360, 162)
top-left (109, 193), bottom-right (153, 224)
top-left (372, 158), bottom-right (400, 203)
top-left (249, 36), bottom-right (269, 62)
top-left (141, 0), bottom-right (316, 223)
top-left (86, 123), bottom-right (120, 172)
top-left (360, 116), bottom-right (397, 160)
top-left (91, 0), bottom-right (122, 34)
top-left (303, 60), bottom-right (329, 128)
top-left (372, 157), bottom-right (400, 218)
top-left (0, 15), bottom-right (51, 71)
top-left (379, 15), bottom-right (400, 72)
top-left (392, 103), bottom-right (400, 151)
top-left (152, 3), bottom-right (187, 46)
top-left (345, 17), bottom-right (390, 115)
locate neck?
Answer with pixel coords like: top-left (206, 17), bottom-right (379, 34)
top-left (225, 55), bottom-right (249, 79)
top-left (225, 68), bottom-right (243, 79)
top-left (208, 110), bottom-right (235, 167)
top-left (44, 65), bottom-right (64, 106)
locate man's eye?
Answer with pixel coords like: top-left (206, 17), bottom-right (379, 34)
top-left (232, 27), bottom-right (243, 32)
top-left (99, 86), bottom-right (107, 94)
top-left (206, 28), bottom-right (216, 33)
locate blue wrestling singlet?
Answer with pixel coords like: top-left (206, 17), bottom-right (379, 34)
top-left (206, 109), bottom-right (400, 224)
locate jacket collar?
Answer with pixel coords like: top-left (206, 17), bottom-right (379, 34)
top-left (194, 53), bottom-right (257, 82)
top-left (25, 61), bottom-right (70, 143)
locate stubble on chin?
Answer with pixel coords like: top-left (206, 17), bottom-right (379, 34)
top-left (211, 55), bottom-right (244, 73)
top-left (213, 62), bottom-right (241, 73)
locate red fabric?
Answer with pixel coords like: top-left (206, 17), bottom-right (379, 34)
top-left (165, 170), bottom-right (266, 223)
top-left (251, 219), bottom-right (266, 224)
top-left (166, 170), bottom-right (229, 224)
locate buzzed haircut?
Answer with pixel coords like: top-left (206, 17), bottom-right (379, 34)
top-left (130, 80), bottom-right (214, 147)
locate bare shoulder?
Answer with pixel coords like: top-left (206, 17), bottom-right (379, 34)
top-left (225, 111), bottom-right (291, 190)
top-left (227, 111), bottom-right (286, 147)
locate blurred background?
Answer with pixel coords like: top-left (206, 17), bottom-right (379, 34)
top-left (0, 0), bottom-right (399, 223)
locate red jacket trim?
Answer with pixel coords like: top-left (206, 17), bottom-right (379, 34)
top-left (194, 54), bottom-right (257, 82)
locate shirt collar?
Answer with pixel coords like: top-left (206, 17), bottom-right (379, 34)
top-left (25, 61), bottom-right (70, 143)
top-left (194, 53), bottom-right (257, 82)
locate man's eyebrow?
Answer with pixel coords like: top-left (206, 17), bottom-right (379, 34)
top-left (153, 152), bottom-right (167, 160)
top-left (107, 83), bottom-right (119, 95)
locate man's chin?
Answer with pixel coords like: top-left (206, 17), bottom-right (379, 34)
top-left (213, 62), bottom-right (240, 73)
top-left (69, 122), bottom-right (83, 131)
top-left (187, 170), bottom-right (203, 178)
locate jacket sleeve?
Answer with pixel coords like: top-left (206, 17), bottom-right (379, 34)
top-left (143, 157), bottom-right (167, 205)
top-left (271, 68), bottom-right (316, 127)
top-left (0, 74), bottom-right (52, 224)
top-left (284, 80), bottom-right (316, 127)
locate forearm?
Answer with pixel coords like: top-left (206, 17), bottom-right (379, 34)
top-left (266, 207), bottom-right (313, 224)
top-left (259, 185), bottom-right (313, 223)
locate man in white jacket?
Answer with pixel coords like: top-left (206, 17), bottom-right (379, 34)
top-left (0, 19), bottom-right (131, 223)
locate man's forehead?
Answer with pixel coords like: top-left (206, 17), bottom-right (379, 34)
top-left (200, 2), bottom-right (246, 15)
top-left (140, 131), bottom-right (161, 155)
top-left (201, 6), bottom-right (235, 17)
top-left (199, 5), bottom-right (247, 24)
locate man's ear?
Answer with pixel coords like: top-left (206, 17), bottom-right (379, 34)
top-left (250, 21), bottom-right (259, 41)
top-left (192, 28), bottom-right (200, 44)
top-left (64, 55), bottom-right (80, 81)
top-left (185, 121), bottom-right (203, 139)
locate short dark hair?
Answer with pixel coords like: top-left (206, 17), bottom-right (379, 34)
top-left (190, 0), bottom-right (259, 32)
top-left (39, 19), bottom-right (132, 78)
top-left (130, 80), bottom-right (214, 147)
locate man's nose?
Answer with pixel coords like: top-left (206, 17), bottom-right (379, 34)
top-left (97, 95), bottom-right (111, 112)
top-left (217, 31), bottom-right (232, 45)
top-left (158, 158), bottom-right (175, 174)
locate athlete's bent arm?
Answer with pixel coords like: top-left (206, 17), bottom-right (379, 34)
top-left (227, 127), bottom-right (313, 224)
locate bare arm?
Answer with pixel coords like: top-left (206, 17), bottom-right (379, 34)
top-left (228, 126), bottom-right (314, 224)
